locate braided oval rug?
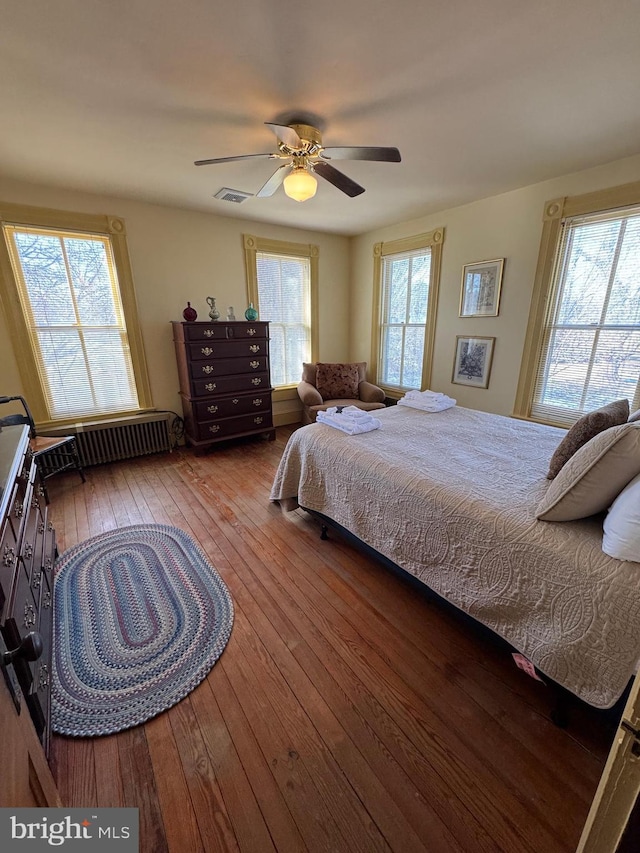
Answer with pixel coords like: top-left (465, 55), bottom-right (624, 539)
top-left (52, 524), bottom-right (234, 737)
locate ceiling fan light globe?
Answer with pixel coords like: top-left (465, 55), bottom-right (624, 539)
top-left (283, 169), bottom-right (317, 202)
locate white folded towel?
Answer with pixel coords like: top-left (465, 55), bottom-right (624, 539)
top-left (398, 389), bottom-right (456, 412)
top-left (316, 410), bottom-right (381, 435)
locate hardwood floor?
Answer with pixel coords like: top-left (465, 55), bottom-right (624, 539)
top-left (47, 427), bottom-right (616, 853)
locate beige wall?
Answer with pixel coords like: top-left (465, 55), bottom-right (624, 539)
top-left (0, 177), bottom-right (351, 424)
top-left (3, 151), bottom-right (640, 428)
top-left (350, 152), bottom-right (640, 416)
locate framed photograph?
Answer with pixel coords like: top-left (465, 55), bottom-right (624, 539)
top-left (452, 336), bottom-right (495, 388)
top-left (459, 258), bottom-right (504, 317)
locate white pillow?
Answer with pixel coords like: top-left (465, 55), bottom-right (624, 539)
top-left (603, 472), bottom-right (640, 562)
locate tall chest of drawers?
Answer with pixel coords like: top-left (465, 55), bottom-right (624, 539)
top-left (172, 320), bottom-right (276, 453)
top-left (0, 425), bottom-right (56, 756)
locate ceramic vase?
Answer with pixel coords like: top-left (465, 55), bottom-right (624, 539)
top-left (244, 302), bottom-right (258, 321)
top-left (206, 296), bottom-right (220, 321)
top-left (182, 301), bottom-right (197, 322)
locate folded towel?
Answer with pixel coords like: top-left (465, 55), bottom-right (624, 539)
top-left (316, 410), bottom-right (381, 435)
top-left (398, 389), bottom-right (456, 412)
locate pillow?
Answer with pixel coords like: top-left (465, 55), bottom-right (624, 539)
top-left (536, 422), bottom-right (640, 522)
top-left (628, 409), bottom-right (640, 423)
top-left (315, 363), bottom-right (360, 401)
top-left (547, 399), bottom-right (630, 479)
top-left (603, 473), bottom-right (640, 562)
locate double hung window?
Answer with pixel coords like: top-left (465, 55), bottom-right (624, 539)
top-left (243, 235), bottom-right (318, 390)
top-left (0, 204), bottom-right (151, 425)
top-left (516, 185), bottom-right (640, 425)
top-left (372, 229), bottom-right (444, 394)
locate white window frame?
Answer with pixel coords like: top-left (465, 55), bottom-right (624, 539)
top-left (515, 181), bottom-right (640, 426)
top-left (0, 202), bottom-right (152, 428)
top-left (243, 234), bottom-right (318, 400)
top-left (371, 228), bottom-right (445, 395)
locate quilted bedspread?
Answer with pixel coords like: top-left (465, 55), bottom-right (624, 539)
top-left (270, 405), bottom-right (640, 708)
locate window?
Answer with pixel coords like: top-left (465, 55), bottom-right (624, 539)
top-left (0, 203), bottom-right (152, 426)
top-left (243, 235), bottom-right (318, 391)
top-left (515, 182), bottom-right (640, 426)
top-left (371, 229), bottom-right (444, 394)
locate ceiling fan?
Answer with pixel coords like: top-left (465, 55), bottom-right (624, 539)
top-left (195, 121), bottom-right (401, 202)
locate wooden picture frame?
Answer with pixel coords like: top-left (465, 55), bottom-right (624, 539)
top-left (452, 336), bottom-right (495, 388)
top-left (459, 258), bottom-right (504, 317)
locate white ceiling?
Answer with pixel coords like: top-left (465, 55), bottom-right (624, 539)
top-left (2, 0), bottom-right (640, 236)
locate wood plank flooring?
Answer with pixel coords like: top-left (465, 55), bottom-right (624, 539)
top-left (47, 427), bottom-right (616, 853)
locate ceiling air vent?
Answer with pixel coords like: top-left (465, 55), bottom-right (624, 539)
top-left (214, 188), bottom-right (253, 204)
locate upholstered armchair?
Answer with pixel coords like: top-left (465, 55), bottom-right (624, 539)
top-left (297, 362), bottom-right (386, 425)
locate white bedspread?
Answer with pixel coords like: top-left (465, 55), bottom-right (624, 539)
top-left (270, 405), bottom-right (640, 709)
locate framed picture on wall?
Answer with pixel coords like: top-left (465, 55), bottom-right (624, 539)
top-left (452, 336), bottom-right (495, 388)
top-left (459, 258), bottom-right (504, 317)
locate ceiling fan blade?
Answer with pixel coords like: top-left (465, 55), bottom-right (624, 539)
top-left (320, 146), bottom-right (401, 162)
top-left (313, 162), bottom-right (365, 197)
top-left (265, 122), bottom-right (303, 150)
top-left (194, 153), bottom-right (274, 166)
top-left (256, 164), bottom-right (291, 198)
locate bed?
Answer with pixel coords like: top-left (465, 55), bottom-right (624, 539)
top-left (270, 404), bottom-right (640, 709)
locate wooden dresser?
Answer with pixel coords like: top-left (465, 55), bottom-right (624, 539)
top-left (172, 320), bottom-right (275, 453)
top-left (0, 424), bottom-right (56, 757)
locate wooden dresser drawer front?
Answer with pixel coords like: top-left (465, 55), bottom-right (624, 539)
top-left (193, 392), bottom-right (272, 421)
top-left (181, 322), bottom-right (269, 341)
top-left (187, 339), bottom-right (269, 361)
top-left (193, 411), bottom-right (274, 442)
top-left (190, 356), bottom-right (269, 380)
top-left (191, 372), bottom-right (271, 397)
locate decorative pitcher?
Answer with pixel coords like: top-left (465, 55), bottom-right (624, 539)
top-left (206, 296), bottom-right (220, 321)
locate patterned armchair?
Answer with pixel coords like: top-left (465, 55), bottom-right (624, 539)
top-left (297, 362), bottom-right (386, 425)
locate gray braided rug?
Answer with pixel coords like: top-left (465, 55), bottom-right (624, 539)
top-left (52, 524), bottom-right (234, 736)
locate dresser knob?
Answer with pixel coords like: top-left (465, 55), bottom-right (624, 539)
top-left (38, 663), bottom-right (49, 690)
top-left (31, 570), bottom-right (41, 590)
top-left (247, 328), bottom-right (257, 336)
top-left (201, 347), bottom-right (214, 356)
top-left (3, 545), bottom-right (15, 567)
top-left (209, 425), bottom-right (220, 433)
top-left (202, 365), bottom-right (214, 374)
top-left (253, 398), bottom-right (263, 406)
top-left (205, 382), bottom-right (217, 391)
top-left (232, 398), bottom-right (239, 405)
top-left (249, 345), bottom-right (260, 353)
top-left (249, 360), bottom-right (260, 369)
top-left (254, 417), bottom-right (263, 425)
top-left (251, 377), bottom-right (262, 386)
top-left (207, 405), bottom-right (219, 414)
top-left (2, 631), bottom-right (43, 665)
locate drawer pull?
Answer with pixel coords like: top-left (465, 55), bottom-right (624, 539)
top-left (251, 377), bottom-right (262, 386)
top-left (43, 591), bottom-right (52, 609)
top-left (254, 417), bottom-right (263, 425)
top-left (24, 542), bottom-right (33, 560)
top-left (207, 405), bottom-right (219, 414)
top-left (14, 502), bottom-right (24, 518)
top-left (253, 398), bottom-right (263, 406)
top-left (203, 329), bottom-right (216, 338)
top-left (201, 347), bottom-right (214, 356)
top-left (23, 602), bottom-right (36, 629)
top-left (3, 546), bottom-right (15, 567)
top-left (38, 521), bottom-right (45, 534)
top-left (38, 663), bottom-right (49, 690)
top-left (31, 570), bottom-right (41, 590)
top-left (232, 398), bottom-right (239, 405)
top-left (209, 425), bottom-right (221, 434)
top-left (249, 345), bottom-right (260, 353)
top-left (249, 360), bottom-right (260, 369)
top-left (247, 328), bottom-right (257, 336)
top-left (205, 382), bottom-right (217, 392)
top-left (202, 365), bottom-right (214, 374)
top-left (44, 556), bottom-right (52, 572)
